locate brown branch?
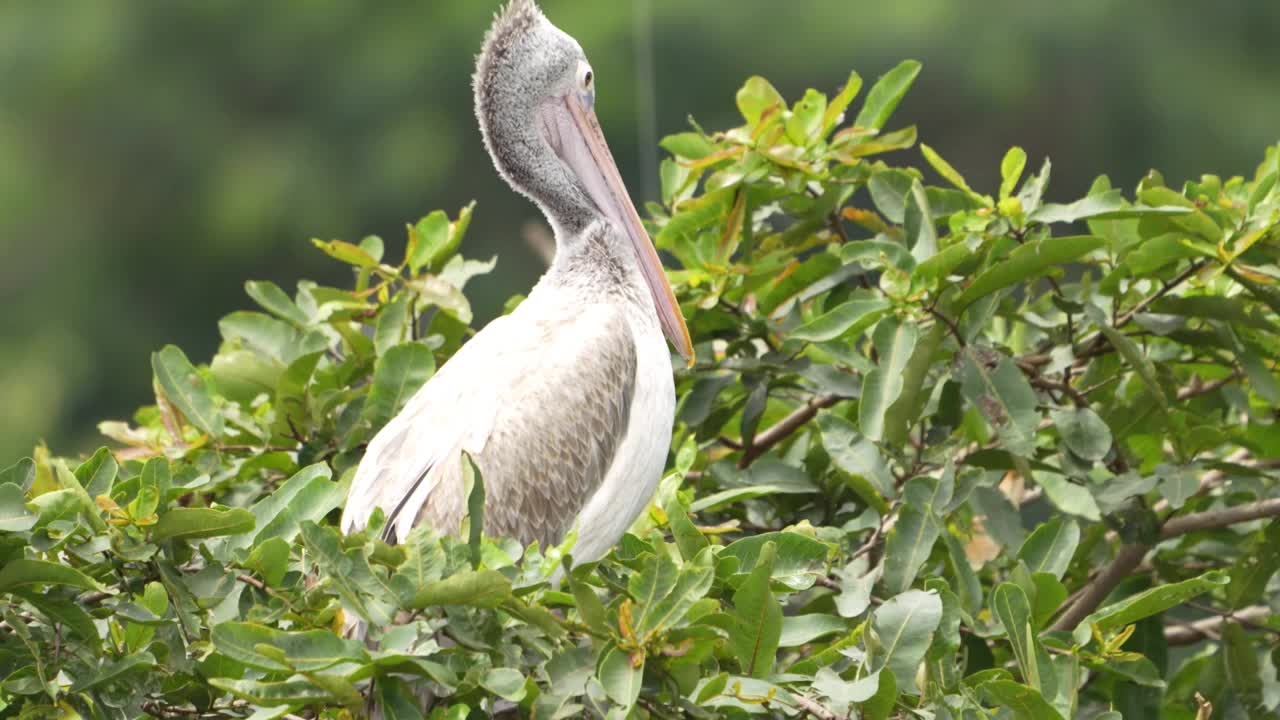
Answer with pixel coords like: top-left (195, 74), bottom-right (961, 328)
top-left (1118, 261), bottom-right (1207, 328)
top-left (790, 694), bottom-right (842, 720)
top-left (1052, 495), bottom-right (1280, 633)
top-left (1050, 544), bottom-right (1148, 632)
top-left (1165, 605), bottom-right (1274, 646)
top-left (738, 394), bottom-right (840, 468)
top-left (1029, 376), bottom-right (1089, 408)
top-left (926, 308), bottom-right (966, 347)
top-left (1161, 497), bottom-right (1280, 539)
top-left (1176, 372), bottom-right (1242, 401)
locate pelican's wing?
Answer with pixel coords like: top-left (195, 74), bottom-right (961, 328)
top-left (340, 301), bottom-right (637, 548)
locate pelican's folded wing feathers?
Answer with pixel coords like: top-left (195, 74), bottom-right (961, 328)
top-left (340, 301), bottom-right (637, 548)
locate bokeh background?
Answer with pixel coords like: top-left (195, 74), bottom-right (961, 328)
top-left (3, 0), bottom-right (1278, 462)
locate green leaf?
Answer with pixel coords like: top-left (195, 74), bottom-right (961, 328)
top-left (852, 60), bottom-right (922, 132)
top-left (410, 569), bottom-right (512, 609)
top-left (729, 541), bottom-right (782, 679)
top-left (74, 447), bottom-right (118, 499)
top-left (1037, 472), bottom-right (1102, 521)
top-left (960, 350), bottom-right (1040, 457)
top-left (70, 651), bottom-right (156, 692)
top-left (152, 345), bottom-right (224, 437)
top-left (862, 668), bottom-right (897, 720)
top-left (921, 143), bottom-right (981, 200)
top-left (568, 570), bottom-right (609, 637)
top-left (1029, 190), bottom-right (1191, 224)
top-left (660, 132), bottom-right (716, 161)
top-left (246, 537), bottom-right (291, 588)
top-left (407, 210), bottom-right (449, 274)
top-left (1227, 522), bottom-right (1280, 609)
top-left (212, 622), bottom-right (368, 673)
top-left (151, 507), bottom-right (255, 542)
top-left (822, 70), bottom-right (862, 134)
top-left (790, 297), bottom-right (891, 343)
top-left (818, 413), bottom-right (893, 512)
top-left (736, 76), bottom-right (785, 128)
top-left (665, 497), bottom-right (709, 561)
top-left (218, 463), bottom-right (340, 554)
top-left (363, 342), bottom-right (435, 428)
top-left (721, 531), bottom-right (830, 590)
top-left (462, 452), bottom-right (484, 569)
top-left (1222, 622), bottom-right (1266, 720)
top-left (785, 89), bottom-right (827, 145)
top-left (1016, 517), bottom-right (1079, 580)
top-left (0, 483), bottom-right (35, 532)
top-left (0, 458), bottom-right (35, 491)
top-left (219, 311), bottom-right (328, 366)
top-left (883, 476), bottom-right (944, 595)
top-left (481, 668), bottom-right (527, 702)
top-left (1075, 570), bottom-right (1229, 644)
top-left (0, 559), bottom-right (104, 593)
top-left (1050, 408), bottom-right (1112, 461)
top-left (779, 614), bottom-right (848, 647)
top-left (1000, 147), bottom-right (1027, 201)
top-left (1156, 464), bottom-right (1197, 510)
top-left (1085, 305), bottom-right (1171, 412)
top-left (211, 677), bottom-right (338, 706)
top-left (911, 242), bottom-right (974, 289)
top-left (906, 179), bottom-right (937, 261)
top-left (860, 317), bottom-right (919, 441)
top-left (374, 293), bottom-right (412, 357)
top-left (1151, 295), bottom-right (1278, 331)
top-left (979, 680), bottom-right (1065, 720)
top-left (957, 236), bottom-right (1105, 308)
top-left (598, 643), bottom-right (644, 708)
top-left (245, 280), bottom-right (310, 326)
top-left (311, 238), bottom-right (379, 268)
top-left (633, 548), bottom-right (714, 637)
top-left (992, 583), bottom-right (1055, 699)
top-left (870, 589), bottom-right (942, 695)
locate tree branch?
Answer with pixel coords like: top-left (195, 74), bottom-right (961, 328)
top-left (1161, 497), bottom-right (1280, 539)
top-left (1052, 496), bottom-right (1280, 633)
top-left (790, 694), bottom-right (842, 720)
top-left (1165, 605), bottom-right (1274, 646)
top-left (738, 394), bottom-right (840, 468)
top-left (1050, 544), bottom-right (1148, 632)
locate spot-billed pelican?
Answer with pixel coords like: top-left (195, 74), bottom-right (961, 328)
top-left (341, 0), bottom-right (692, 570)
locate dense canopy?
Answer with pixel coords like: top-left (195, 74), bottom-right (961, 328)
top-left (2, 61), bottom-right (1279, 719)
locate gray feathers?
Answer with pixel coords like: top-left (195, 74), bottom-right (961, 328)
top-left (473, 0), bottom-right (594, 230)
top-left (342, 299), bottom-right (639, 550)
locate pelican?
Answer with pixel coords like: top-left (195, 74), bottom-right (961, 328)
top-left (341, 0), bottom-right (693, 568)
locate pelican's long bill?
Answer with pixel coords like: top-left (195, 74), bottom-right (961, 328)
top-left (544, 93), bottom-right (695, 363)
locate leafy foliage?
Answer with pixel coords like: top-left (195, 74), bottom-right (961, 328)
top-left (3, 63), bottom-right (1280, 719)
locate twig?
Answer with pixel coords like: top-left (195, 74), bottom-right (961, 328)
top-left (1165, 605), bottom-right (1274, 646)
top-left (926, 307), bottom-right (966, 348)
top-left (791, 694), bottom-right (842, 720)
top-left (1029, 376), bottom-right (1088, 408)
top-left (1116, 261), bottom-right (1207, 329)
top-left (738, 394), bottom-right (840, 468)
top-left (1052, 495), bottom-right (1280, 632)
top-left (1075, 260), bottom-right (1206, 360)
top-left (1176, 372), bottom-right (1241, 401)
top-left (1161, 498), bottom-right (1280, 539)
top-left (1050, 544), bottom-right (1148, 632)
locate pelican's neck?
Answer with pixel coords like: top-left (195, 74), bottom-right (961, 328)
top-left (478, 91), bottom-right (600, 238)
top-left (536, 219), bottom-right (647, 306)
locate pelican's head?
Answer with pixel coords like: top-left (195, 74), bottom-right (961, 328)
top-left (473, 0), bottom-right (693, 361)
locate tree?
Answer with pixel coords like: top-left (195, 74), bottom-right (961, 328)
top-left (1, 62), bottom-right (1278, 719)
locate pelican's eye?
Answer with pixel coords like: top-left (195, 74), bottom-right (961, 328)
top-left (578, 65), bottom-right (596, 111)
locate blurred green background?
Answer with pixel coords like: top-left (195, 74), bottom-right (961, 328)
top-left (3, 0), bottom-right (1278, 461)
